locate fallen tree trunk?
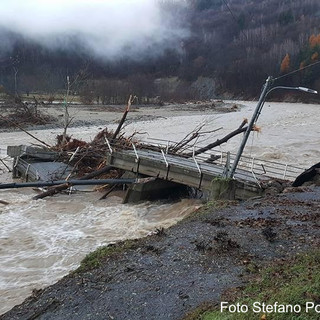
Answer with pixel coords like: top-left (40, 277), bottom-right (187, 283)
top-left (99, 184), bottom-right (118, 200)
top-left (32, 183), bottom-right (71, 200)
top-left (98, 170), bottom-right (124, 200)
top-left (78, 165), bottom-right (114, 180)
top-left (184, 120), bottom-right (250, 158)
top-left (0, 200), bottom-right (9, 205)
top-left (0, 158), bottom-right (11, 172)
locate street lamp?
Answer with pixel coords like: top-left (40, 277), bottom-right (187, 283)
top-left (228, 76), bottom-right (318, 178)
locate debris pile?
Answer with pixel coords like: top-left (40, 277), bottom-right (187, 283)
top-left (51, 96), bottom-right (139, 181)
top-left (0, 102), bottom-right (53, 129)
top-left (52, 130), bottom-right (134, 181)
top-left (2, 94), bottom-right (300, 203)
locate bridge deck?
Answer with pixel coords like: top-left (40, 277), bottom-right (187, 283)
top-left (107, 148), bottom-right (264, 191)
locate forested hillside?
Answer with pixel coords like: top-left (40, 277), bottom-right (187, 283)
top-left (1, 0), bottom-right (320, 102)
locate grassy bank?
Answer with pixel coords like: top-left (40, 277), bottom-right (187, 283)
top-left (190, 250), bottom-right (320, 320)
top-left (74, 239), bottom-right (138, 273)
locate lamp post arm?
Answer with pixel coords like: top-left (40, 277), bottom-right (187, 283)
top-left (228, 78), bottom-right (317, 179)
top-left (255, 86), bottom-right (296, 123)
top-left (255, 85), bottom-right (318, 123)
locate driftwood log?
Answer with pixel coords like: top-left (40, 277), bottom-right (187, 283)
top-left (99, 184), bottom-right (118, 200)
top-left (0, 114), bottom-right (51, 148)
top-left (0, 158), bottom-right (11, 171)
top-left (111, 95), bottom-right (135, 140)
top-left (184, 119), bottom-right (250, 158)
top-left (32, 183), bottom-right (71, 200)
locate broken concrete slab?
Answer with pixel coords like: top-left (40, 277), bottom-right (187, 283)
top-left (7, 145), bottom-right (72, 182)
top-left (13, 158), bottom-right (73, 181)
top-left (7, 145), bottom-right (59, 161)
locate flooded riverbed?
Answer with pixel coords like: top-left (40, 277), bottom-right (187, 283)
top-left (1, 101), bottom-right (319, 314)
top-left (0, 184), bottom-right (199, 314)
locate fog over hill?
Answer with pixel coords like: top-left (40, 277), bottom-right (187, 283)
top-left (0, 0), bottom-right (188, 60)
top-left (0, 0), bottom-right (320, 99)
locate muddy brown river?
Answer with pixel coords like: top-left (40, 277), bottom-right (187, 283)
top-left (0, 183), bottom-right (199, 314)
top-left (1, 101), bottom-right (319, 314)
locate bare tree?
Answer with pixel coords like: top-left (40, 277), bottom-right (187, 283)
top-left (62, 75), bottom-right (71, 145)
top-left (10, 55), bottom-right (20, 99)
top-left (61, 66), bottom-right (89, 145)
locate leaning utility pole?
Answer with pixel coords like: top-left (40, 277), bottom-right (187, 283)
top-left (228, 76), bottom-right (273, 178)
top-left (228, 76), bottom-right (317, 179)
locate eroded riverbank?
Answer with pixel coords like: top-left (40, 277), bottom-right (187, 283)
top-left (2, 186), bottom-right (319, 320)
top-left (0, 186), bottom-right (201, 315)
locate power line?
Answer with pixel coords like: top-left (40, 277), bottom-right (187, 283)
top-left (222, 0), bottom-right (238, 24)
top-left (274, 59), bottom-right (320, 82)
top-left (222, 0), bottom-right (248, 41)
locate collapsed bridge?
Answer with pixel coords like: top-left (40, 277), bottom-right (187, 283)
top-left (4, 138), bottom-right (304, 202)
top-left (104, 138), bottom-right (303, 201)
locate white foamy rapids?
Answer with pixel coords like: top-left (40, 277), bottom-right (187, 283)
top-left (0, 188), bottom-right (199, 314)
top-left (122, 101), bottom-right (320, 168)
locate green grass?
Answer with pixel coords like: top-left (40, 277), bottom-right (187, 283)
top-left (186, 250), bottom-right (320, 320)
top-left (74, 239), bottom-right (136, 274)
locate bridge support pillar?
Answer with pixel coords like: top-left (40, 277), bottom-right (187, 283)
top-left (210, 178), bottom-right (236, 200)
top-left (123, 178), bottom-right (188, 204)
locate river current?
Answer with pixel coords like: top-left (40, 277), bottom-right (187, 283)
top-left (1, 101), bottom-right (319, 314)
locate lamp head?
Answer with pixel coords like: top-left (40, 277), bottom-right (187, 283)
top-left (297, 87), bottom-right (318, 94)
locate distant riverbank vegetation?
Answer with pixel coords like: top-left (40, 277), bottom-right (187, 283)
top-left (1, 0), bottom-right (320, 102)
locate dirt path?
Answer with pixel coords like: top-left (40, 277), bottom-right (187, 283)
top-left (2, 187), bottom-right (319, 320)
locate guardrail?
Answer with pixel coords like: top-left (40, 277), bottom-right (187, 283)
top-left (141, 138), bottom-right (304, 182)
top-left (104, 137), bottom-right (304, 183)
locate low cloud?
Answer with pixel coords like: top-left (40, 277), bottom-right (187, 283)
top-left (0, 0), bottom-right (189, 60)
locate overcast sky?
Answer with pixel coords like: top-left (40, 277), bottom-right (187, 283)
top-left (0, 0), bottom-right (188, 60)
